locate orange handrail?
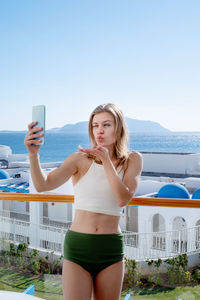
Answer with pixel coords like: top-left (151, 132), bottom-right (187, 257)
top-left (0, 193), bottom-right (200, 208)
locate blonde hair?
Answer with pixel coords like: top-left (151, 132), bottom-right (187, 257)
top-left (88, 103), bottom-right (130, 168)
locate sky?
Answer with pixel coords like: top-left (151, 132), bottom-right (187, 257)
top-left (0, 0), bottom-right (199, 132)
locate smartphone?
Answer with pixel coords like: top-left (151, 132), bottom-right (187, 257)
top-left (32, 105), bottom-right (46, 145)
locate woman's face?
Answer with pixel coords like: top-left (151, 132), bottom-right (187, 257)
top-left (92, 112), bottom-right (116, 147)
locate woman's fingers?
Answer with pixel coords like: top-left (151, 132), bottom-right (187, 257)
top-left (78, 146), bottom-right (90, 153)
top-left (28, 122), bottom-right (43, 134)
top-left (78, 146), bottom-right (108, 161)
top-left (31, 127), bottom-right (43, 134)
top-left (82, 148), bottom-right (96, 154)
top-left (78, 145), bottom-right (83, 151)
top-left (78, 146), bottom-right (103, 155)
top-left (31, 132), bottom-right (44, 139)
top-left (26, 132), bottom-right (43, 141)
top-left (24, 123), bottom-right (42, 153)
top-left (26, 139), bottom-right (41, 145)
top-left (28, 121), bottom-right (37, 130)
top-left (24, 131), bottom-right (44, 149)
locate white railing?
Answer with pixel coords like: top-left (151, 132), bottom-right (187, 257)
top-left (41, 216), bottom-right (72, 229)
top-left (123, 227), bottom-right (200, 260)
top-left (0, 209), bottom-right (29, 221)
top-left (1, 216), bottom-right (200, 261)
top-left (0, 216), bottom-right (68, 255)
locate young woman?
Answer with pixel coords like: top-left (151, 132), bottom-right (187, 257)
top-left (24, 103), bottom-right (142, 300)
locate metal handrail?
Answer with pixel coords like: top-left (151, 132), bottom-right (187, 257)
top-left (0, 192), bottom-right (200, 208)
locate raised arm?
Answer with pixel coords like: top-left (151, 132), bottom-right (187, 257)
top-left (29, 152), bottom-right (78, 192)
top-left (24, 122), bottom-right (78, 192)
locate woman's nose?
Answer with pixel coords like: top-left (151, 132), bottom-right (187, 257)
top-left (97, 126), bottom-right (104, 133)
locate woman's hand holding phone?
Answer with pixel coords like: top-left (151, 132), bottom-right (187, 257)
top-left (24, 122), bottom-right (44, 155)
top-left (24, 105), bottom-right (46, 155)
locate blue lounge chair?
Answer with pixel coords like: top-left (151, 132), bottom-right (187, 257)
top-left (157, 183), bottom-right (190, 199)
top-left (192, 188), bottom-right (200, 199)
top-left (23, 284), bottom-right (35, 295)
top-left (124, 294), bottom-right (131, 300)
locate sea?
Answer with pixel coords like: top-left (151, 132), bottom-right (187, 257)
top-left (0, 132), bottom-right (200, 163)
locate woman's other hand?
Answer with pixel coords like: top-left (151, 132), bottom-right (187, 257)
top-left (24, 122), bottom-right (44, 155)
top-left (78, 145), bottom-right (110, 163)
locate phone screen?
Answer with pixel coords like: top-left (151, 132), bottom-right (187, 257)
top-left (32, 105), bottom-right (46, 145)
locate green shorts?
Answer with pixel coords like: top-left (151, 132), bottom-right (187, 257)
top-left (64, 230), bottom-right (124, 278)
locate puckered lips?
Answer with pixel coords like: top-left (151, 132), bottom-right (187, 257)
top-left (97, 136), bottom-right (104, 142)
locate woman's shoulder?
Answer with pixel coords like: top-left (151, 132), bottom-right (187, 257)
top-left (126, 151), bottom-right (143, 170)
top-left (128, 151), bottom-right (143, 161)
top-left (121, 151), bottom-right (142, 177)
top-left (119, 151), bottom-right (142, 174)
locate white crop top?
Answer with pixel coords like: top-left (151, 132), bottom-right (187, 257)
top-left (74, 161), bottom-right (124, 216)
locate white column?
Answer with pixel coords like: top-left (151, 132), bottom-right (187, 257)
top-left (29, 201), bottom-right (41, 248)
top-left (29, 173), bottom-right (42, 248)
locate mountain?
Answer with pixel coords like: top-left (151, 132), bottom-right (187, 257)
top-left (125, 118), bottom-right (170, 133)
top-left (47, 118), bottom-right (170, 133)
top-left (48, 122), bottom-right (88, 133)
top-left (0, 118), bottom-right (171, 134)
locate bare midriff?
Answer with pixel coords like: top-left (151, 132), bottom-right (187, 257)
top-left (70, 209), bottom-right (121, 234)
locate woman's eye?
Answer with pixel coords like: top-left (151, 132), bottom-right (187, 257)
top-left (104, 124), bottom-right (110, 127)
top-left (92, 125), bottom-right (98, 128)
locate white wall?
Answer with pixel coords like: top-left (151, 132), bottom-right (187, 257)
top-left (138, 206), bottom-right (200, 233)
top-left (142, 153), bottom-right (200, 175)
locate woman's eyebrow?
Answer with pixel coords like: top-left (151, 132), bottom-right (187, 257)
top-left (92, 120), bottom-right (113, 124)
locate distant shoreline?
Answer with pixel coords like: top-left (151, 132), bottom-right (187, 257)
top-left (0, 131), bottom-right (200, 134)
top-left (0, 117), bottom-right (170, 134)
